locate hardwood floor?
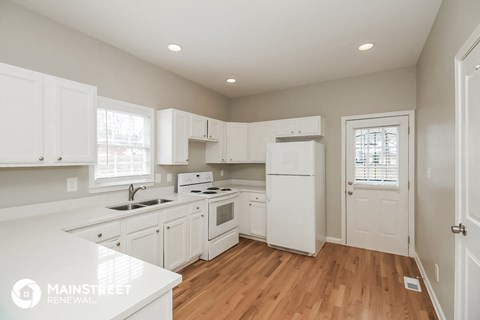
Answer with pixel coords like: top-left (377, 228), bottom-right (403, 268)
top-left (173, 238), bottom-right (437, 320)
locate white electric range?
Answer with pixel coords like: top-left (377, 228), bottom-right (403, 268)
top-left (177, 172), bottom-right (240, 260)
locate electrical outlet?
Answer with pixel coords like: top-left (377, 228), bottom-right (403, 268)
top-left (426, 167), bottom-right (432, 179)
top-left (155, 173), bottom-right (162, 183)
top-left (67, 177), bottom-right (78, 192)
top-left (435, 263), bottom-right (440, 282)
top-left (167, 174), bottom-right (172, 182)
top-left (220, 170), bottom-right (224, 177)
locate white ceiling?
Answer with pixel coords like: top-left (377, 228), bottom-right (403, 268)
top-left (11, 0), bottom-right (442, 98)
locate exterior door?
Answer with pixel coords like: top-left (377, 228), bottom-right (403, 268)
top-left (346, 116), bottom-right (409, 256)
top-left (454, 33), bottom-right (480, 320)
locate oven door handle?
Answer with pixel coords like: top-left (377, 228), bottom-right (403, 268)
top-left (208, 193), bottom-right (239, 203)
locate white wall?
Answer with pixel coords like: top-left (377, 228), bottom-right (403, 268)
top-left (0, 0), bottom-right (231, 209)
top-left (415, 0), bottom-right (480, 318)
top-left (229, 66), bottom-right (417, 239)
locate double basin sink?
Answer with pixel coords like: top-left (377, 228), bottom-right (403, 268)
top-left (108, 199), bottom-right (173, 211)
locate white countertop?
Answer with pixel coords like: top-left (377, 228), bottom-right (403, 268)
top-left (0, 192), bottom-right (202, 320)
top-left (229, 184), bottom-right (266, 193)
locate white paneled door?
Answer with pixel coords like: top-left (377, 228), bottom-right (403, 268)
top-left (455, 30), bottom-right (480, 320)
top-left (346, 116), bottom-right (409, 256)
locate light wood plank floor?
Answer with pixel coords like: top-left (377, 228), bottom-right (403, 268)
top-left (173, 238), bottom-right (437, 320)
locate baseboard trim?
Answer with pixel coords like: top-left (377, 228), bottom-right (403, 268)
top-left (326, 237), bottom-right (344, 245)
top-left (414, 253), bottom-right (447, 320)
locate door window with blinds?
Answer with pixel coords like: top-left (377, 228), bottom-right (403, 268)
top-left (354, 126), bottom-right (399, 186)
top-left (90, 97), bottom-right (154, 190)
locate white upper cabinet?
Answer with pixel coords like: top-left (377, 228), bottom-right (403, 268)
top-left (227, 123), bottom-right (248, 162)
top-left (0, 63), bottom-right (44, 165)
top-left (0, 62), bottom-right (96, 167)
top-left (274, 116), bottom-right (323, 137)
top-left (207, 119), bottom-right (222, 141)
top-left (248, 122), bottom-right (274, 163)
top-left (51, 77), bottom-right (96, 164)
top-left (190, 114), bottom-right (208, 140)
top-left (205, 121), bottom-right (227, 163)
top-left (157, 109), bottom-right (189, 165)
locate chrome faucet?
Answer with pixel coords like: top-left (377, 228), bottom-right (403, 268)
top-left (128, 184), bottom-right (146, 201)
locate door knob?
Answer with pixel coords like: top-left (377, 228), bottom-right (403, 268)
top-left (451, 223), bottom-right (467, 236)
top-left (347, 191), bottom-right (353, 196)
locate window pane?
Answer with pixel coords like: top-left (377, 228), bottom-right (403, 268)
top-left (95, 106), bottom-right (152, 182)
top-left (354, 126), bottom-right (399, 185)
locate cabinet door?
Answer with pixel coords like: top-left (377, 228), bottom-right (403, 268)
top-left (126, 227), bottom-right (162, 266)
top-left (207, 119), bottom-right (222, 140)
top-left (190, 114), bottom-right (208, 140)
top-left (164, 217), bottom-right (188, 270)
top-left (274, 119), bottom-right (295, 137)
top-left (238, 192), bottom-right (250, 235)
top-left (189, 212), bottom-right (204, 259)
top-left (52, 77), bottom-right (96, 164)
top-left (250, 202), bottom-right (266, 238)
top-left (205, 121), bottom-right (227, 163)
top-left (173, 111), bottom-right (189, 164)
top-left (0, 63), bottom-right (45, 165)
top-left (248, 122), bottom-right (274, 162)
top-left (295, 117), bottom-right (321, 136)
top-left (227, 123), bottom-right (248, 162)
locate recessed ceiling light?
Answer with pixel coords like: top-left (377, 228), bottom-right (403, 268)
top-left (226, 78), bottom-right (236, 84)
top-left (168, 44), bottom-right (182, 52)
top-left (358, 43), bottom-right (374, 51)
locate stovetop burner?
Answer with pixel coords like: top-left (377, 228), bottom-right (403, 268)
top-left (207, 187), bottom-right (220, 190)
top-left (221, 188), bottom-right (231, 191)
top-left (203, 191), bottom-right (218, 194)
top-left (191, 190), bottom-right (202, 193)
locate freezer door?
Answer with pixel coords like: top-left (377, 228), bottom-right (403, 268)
top-left (266, 141), bottom-right (315, 175)
top-left (266, 175), bottom-right (316, 254)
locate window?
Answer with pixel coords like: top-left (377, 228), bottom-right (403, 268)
top-left (90, 97), bottom-right (154, 191)
top-left (354, 126), bottom-right (399, 185)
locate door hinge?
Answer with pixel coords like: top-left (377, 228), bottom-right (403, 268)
top-left (408, 236), bottom-right (410, 245)
top-left (408, 181), bottom-right (410, 190)
top-left (408, 126), bottom-right (411, 135)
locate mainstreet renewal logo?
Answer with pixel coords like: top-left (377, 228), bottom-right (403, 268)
top-left (11, 279), bottom-right (131, 308)
top-left (11, 279), bottom-right (42, 309)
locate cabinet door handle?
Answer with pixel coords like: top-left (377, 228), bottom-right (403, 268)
top-left (166, 226), bottom-right (170, 230)
top-left (116, 242), bottom-right (121, 247)
top-left (291, 131), bottom-right (294, 134)
top-left (39, 156), bottom-right (44, 161)
top-left (97, 233), bottom-right (102, 238)
top-left (204, 134), bottom-right (206, 137)
top-left (249, 203), bottom-right (252, 206)
top-left (201, 214), bottom-right (204, 217)
top-left (186, 159), bottom-right (189, 162)
top-left (156, 229), bottom-right (160, 233)
top-left (298, 131), bottom-right (301, 134)
top-left (196, 207), bottom-right (200, 210)
top-left (57, 156), bottom-right (62, 161)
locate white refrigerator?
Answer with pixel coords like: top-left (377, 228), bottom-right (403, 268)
top-left (266, 141), bottom-right (325, 256)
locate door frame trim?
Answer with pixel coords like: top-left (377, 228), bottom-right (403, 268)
top-left (340, 110), bottom-right (415, 256)
top-left (454, 23), bottom-right (480, 320)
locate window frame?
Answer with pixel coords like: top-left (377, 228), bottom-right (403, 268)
top-left (89, 96), bottom-right (155, 193)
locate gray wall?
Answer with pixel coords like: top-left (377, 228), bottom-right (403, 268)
top-left (0, 0), bottom-right (231, 208)
top-left (229, 66), bottom-right (417, 239)
top-left (415, 0), bottom-right (480, 318)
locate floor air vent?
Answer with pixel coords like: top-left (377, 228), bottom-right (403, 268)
top-left (403, 276), bottom-right (422, 292)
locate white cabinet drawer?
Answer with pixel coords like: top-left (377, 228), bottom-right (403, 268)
top-left (72, 221), bottom-right (121, 243)
top-left (249, 193), bottom-right (266, 203)
top-left (127, 213), bottom-right (159, 234)
top-left (189, 201), bottom-right (205, 214)
top-left (164, 205), bottom-right (188, 222)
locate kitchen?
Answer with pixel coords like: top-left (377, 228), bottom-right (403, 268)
top-left (1, 0), bottom-right (480, 319)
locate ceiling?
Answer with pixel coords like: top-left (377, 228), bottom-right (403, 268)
top-left (11, 0), bottom-right (442, 98)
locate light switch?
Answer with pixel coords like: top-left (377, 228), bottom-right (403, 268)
top-left (155, 173), bottom-right (162, 183)
top-left (167, 174), bottom-right (172, 182)
top-left (67, 177), bottom-right (78, 192)
top-left (220, 170), bottom-right (224, 177)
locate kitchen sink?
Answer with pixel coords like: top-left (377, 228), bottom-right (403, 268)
top-left (108, 204), bottom-right (146, 211)
top-left (138, 199), bottom-right (173, 206)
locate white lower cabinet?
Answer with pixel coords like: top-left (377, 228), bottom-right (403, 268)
top-left (99, 238), bottom-right (123, 252)
top-left (239, 192), bottom-right (267, 239)
top-left (189, 211), bottom-right (204, 259)
top-left (126, 227), bottom-right (163, 266)
top-left (164, 217), bottom-right (189, 271)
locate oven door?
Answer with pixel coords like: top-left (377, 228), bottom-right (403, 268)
top-left (208, 193), bottom-right (240, 240)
